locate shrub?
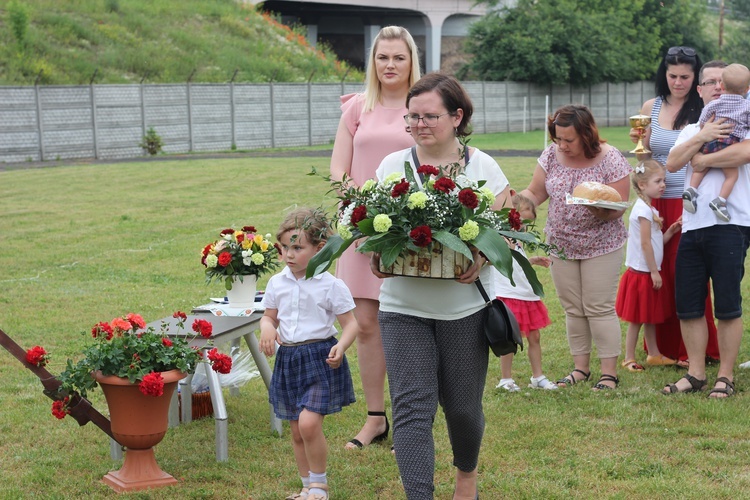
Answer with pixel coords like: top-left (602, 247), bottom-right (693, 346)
top-left (7, 1), bottom-right (29, 48)
top-left (139, 127), bottom-right (163, 155)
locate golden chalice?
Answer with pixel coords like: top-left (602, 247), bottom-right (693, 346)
top-left (629, 114), bottom-right (651, 154)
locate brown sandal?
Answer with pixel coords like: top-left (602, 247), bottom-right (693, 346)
top-left (708, 377), bottom-right (735, 398)
top-left (285, 488), bottom-right (309, 500)
top-left (307, 483), bottom-right (329, 500)
top-left (662, 373), bottom-right (707, 395)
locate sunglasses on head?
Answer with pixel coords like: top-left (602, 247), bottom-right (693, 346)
top-left (667, 46), bottom-right (697, 57)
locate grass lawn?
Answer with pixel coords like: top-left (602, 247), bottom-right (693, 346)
top-left (1, 141), bottom-right (750, 498)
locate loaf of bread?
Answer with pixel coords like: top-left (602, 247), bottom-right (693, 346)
top-left (572, 181), bottom-right (622, 202)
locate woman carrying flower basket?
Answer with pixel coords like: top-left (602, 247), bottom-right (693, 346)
top-left (329, 26), bottom-right (421, 451)
top-left (372, 73), bottom-right (513, 500)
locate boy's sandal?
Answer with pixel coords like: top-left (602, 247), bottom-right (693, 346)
top-left (708, 376), bottom-right (735, 398)
top-left (307, 483), bottom-right (329, 500)
top-left (661, 373), bottom-right (707, 395)
top-left (621, 359), bottom-right (645, 372)
top-left (592, 374), bottom-right (619, 391)
top-left (556, 369), bottom-right (590, 387)
top-left (285, 488), bottom-right (309, 500)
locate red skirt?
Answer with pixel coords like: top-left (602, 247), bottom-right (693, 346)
top-left (616, 268), bottom-right (669, 325)
top-left (651, 198), bottom-right (720, 360)
top-left (496, 297), bottom-right (551, 336)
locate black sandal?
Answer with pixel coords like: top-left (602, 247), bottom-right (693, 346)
top-left (592, 374), bottom-right (619, 391)
top-left (708, 377), bottom-right (735, 398)
top-left (662, 373), bottom-right (708, 395)
top-left (346, 411), bottom-right (389, 449)
top-left (556, 369), bottom-right (590, 387)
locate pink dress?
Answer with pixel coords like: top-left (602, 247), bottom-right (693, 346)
top-left (335, 94), bottom-right (415, 300)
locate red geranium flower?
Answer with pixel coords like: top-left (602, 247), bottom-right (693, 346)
top-left (51, 397), bottom-right (70, 420)
top-left (192, 319), bottom-right (213, 338)
top-left (162, 337), bottom-right (173, 347)
top-left (173, 311), bottom-right (187, 321)
top-left (25, 346), bottom-right (48, 367)
top-left (458, 189), bottom-right (479, 209)
top-left (110, 317), bottom-right (132, 336)
top-left (434, 177), bottom-right (456, 193)
top-left (139, 371), bottom-right (165, 397)
top-left (207, 348), bottom-right (233, 374)
top-left (417, 165), bottom-right (440, 177)
top-left (218, 252), bottom-right (232, 267)
top-left (409, 225), bottom-right (433, 247)
top-left (508, 209), bottom-right (522, 231)
top-left (91, 322), bottom-right (114, 340)
top-left (351, 205), bottom-right (368, 225)
top-left (391, 179), bottom-right (410, 197)
top-left (126, 313), bottom-right (146, 330)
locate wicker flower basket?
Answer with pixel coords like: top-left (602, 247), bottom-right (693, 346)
top-left (378, 243), bottom-right (471, 279)
top-left (178, 390), bottom-right (214, 421)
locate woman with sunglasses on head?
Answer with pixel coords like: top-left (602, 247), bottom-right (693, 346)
top-left (329, 26), bottom-right (421, 452)
top-left (629, 46), bottom-right (720, 368)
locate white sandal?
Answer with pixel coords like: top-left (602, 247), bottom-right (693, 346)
top-left (529, 375), bottom-right (558, 390)
top-left (496, 378), bottom-right (520, 392)
top-left (285, 487), bottom-right (309, 499)
top-left (307, 483), bottom-right (329, 500)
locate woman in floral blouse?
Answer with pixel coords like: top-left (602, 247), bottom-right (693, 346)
top-left (520, 105), bottom-right (631, 391)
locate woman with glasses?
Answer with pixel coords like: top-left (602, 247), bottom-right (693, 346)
top-left (629, 46), bottom-right (720, 367)
top-left (373, 73), bottom-right (510, 499)
top-left (521, 105), bottom-right (631, 391)
top-left (329, 26), bottom-right (421, 451)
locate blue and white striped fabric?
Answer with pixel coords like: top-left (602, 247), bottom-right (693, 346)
top-left (650, 97), bottom-right (688, 198)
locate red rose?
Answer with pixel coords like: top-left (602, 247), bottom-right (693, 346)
top-left (242, 226), bottom-right (257, 233)
top-left (458, 189), bottom-right (479, 209)
top-left (192, 319), bottom-right (213, 338)
top-left (351, 205), bottom-right (368, 225)
top-left (172, 311), bottom-right (187, 321)
top-left (162, 337), bottom-right (173, 347)
top-left (220, 229), bottom-right (235, 236)
top-left (391, 179), bottom-right (410, 197)
top-left (236, 233), bottom-right (245, 244)
top-left (508, 209), bottom-right (522, 231)
top-left (51, 397), bottom-right (69, 420)
top-left (434, 177), bottom-right (456, 193)
top-left (139, 372), bottom-right (165, 397)
top-left (409, 225), bottom-right (433, 247)
top-left (208, 348), bottom-right (233, 374)
top-left (218, 252), bottom-right (232, 267)
top-left (25, 346), bottom-right (48, 367)
top-left (417, 165), bottom-right (440, 177)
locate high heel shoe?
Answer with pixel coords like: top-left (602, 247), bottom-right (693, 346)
top-left (346, 410), bottom-right (389, 449)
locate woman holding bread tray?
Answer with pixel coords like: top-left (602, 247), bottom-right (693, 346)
top-left (520, 104), bottom-right (631, 391)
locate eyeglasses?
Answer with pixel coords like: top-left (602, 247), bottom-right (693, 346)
top-left (667, 46), bottom-right (697, 57)
top-left (700, 79), bottom-right (722, 87)
top-left (403, 113), bottom-right (451, 128)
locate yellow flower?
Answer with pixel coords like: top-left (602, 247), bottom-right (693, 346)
top-left (458, 220), bottom-right (479, 241)
top-left (407, 192), bottom-right (428, 209)
top-left (253, 234), bottom-right (264, 245)
top-left (251, 253), bottom-right (265, 265)
top-left (338, 225), bottom-right (353, 240)
top-left (260, 241), bottom-right (269, 251)
top-left (205, 254), bottom-right (219, 268)
top-left (384, 172), bottom-right (403, 184)
top-left (241, 239), bottom-right (252, 249)
top-left (361, 179), bottom-right (377, 192)
top-left (479, 187), bottom-right (495, 206)
top-left (373, 214), bottom-right (393, 233)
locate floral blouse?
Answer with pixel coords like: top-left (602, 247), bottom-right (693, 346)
top-left (539, 144), bottom-right (631, 260)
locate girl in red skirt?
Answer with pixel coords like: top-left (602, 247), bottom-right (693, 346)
top-left (493, 194), bottom-right (556, 391)
top-left (616, 160), bottom-right (682, 372)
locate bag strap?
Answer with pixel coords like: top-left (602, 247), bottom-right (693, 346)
top-left (474, 280), bottom-right (492, 305)
top-left (411, 146), bottom-right (424, 183)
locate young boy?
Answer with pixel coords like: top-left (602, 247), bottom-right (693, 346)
top-left (259, 208), bottom-right (359, 500)
top-left (683, 63), bottom-right (750, 222)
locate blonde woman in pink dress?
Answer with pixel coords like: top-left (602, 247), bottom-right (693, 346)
top-left (329, 26), bottom-right (421, 450)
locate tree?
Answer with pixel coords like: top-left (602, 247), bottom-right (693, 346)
top-left (465, 0), bottom-right (713, 85)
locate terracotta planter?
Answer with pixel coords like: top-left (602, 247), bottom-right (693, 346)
top-left (95, 369), bottom-right (186, 493)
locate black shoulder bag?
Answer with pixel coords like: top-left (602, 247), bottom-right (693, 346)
top-left (475, 280), bottom-right (523, 357)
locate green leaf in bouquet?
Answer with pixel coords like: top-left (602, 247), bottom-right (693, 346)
top-left (472, 227), bottom-right (514, 284)
top-left (510, 248), bottom-right (545, 297)
top-left (358, 231), bottom-right (409, 267)
top-left (499, 229), bottom-right (539, 244)
top-left (432, 230), bottom-right (473, 260)
top-left (306, 234), bottom-right (357, 279)
top-left (356, 218), bottom-right (377, 236)
top-left (403, 160), bottom-right (417, 185)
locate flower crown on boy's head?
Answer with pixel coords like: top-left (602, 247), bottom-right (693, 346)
top-left (276, 207), bottom-right (332, 246)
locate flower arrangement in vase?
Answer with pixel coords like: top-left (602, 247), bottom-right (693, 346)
top-left (307, 145), bottom-right (554, 293)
